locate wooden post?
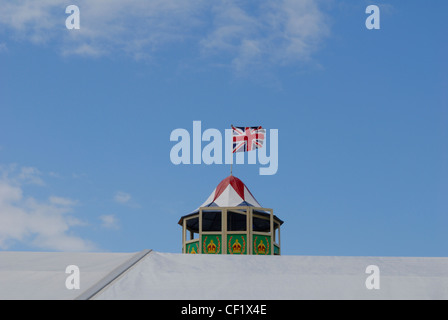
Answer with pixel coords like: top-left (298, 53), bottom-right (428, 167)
top-left (270, 209), bottom-right (274, 255)
top-left (248, 207), bottom-right (253, 255)
top-left (182, 219), bottom-right (186, 254)
top-left (278, 223), bottom-right (281, 255)
top-left (199, 208), bottom-right (203, 254)
top-left (222, 208), bottom-right (227, 255)
top-left (246, 208), bottom-right (250, 255)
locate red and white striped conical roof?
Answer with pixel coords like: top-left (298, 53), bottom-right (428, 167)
top-left (199, 175), bottom-right (261, 208)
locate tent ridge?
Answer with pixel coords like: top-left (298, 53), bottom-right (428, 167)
top-left (75, 249), bottom-right (153, 300)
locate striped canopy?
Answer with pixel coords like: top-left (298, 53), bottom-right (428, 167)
top-left (178, 175), bottom-right (283, 229)
top-left (198, 175), bottom-right (261, 208)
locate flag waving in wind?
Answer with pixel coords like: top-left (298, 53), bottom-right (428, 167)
top-left (231, 125), bottom-right (266, 153)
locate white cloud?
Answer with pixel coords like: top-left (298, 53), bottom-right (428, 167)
top-left (0, 0), bottom-right (329, 69)
top-left (17, 166), bottom-right (45, 186)
top-left (114, 191), bottom-right (131, 204)
top-left (0, 0), bottom-right (207, 57)
top-left (0, 166), bottom-right (96, 251)
top-left (0, 0), bottom-right (65, 43)
top-left (62, 43), bottom-right (104, 57)
top-left (201, 0), bottom-right (329, 71)
top-left (49, 196), bottom-right (78, 207)
top-left (48, 171), bottom-right (62, 178)
top-left (72, 172), bottom-right (88, 179)
top-left (99, 214), bottom-right (119, 229)
top-left (0, 164), bottom-right (44, 186)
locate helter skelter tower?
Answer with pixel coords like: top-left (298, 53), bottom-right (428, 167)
top-left (178, 175), bottom-right (284, 255)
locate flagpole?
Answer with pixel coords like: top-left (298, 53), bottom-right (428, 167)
top-left (230, 124), bottom-right (233, 176)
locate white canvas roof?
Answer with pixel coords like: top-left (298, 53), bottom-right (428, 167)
top-left (0, 250), bottom-right (138, 300)
top-left (1, 250), bottom-right (447, 300)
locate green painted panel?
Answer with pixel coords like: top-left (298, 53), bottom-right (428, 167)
top-left (186, 241), bottom-right (199, 254)
top-left (227, 234), bottom-right (247, 254)
top-left (253, 235), bottom-right (271, 255)
top-left (202, 235), bottom-right (222, 254)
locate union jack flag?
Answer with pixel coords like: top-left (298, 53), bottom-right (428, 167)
top-left (231, 125), bottom-right (266, 153)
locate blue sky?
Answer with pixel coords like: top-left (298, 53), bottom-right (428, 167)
top-left (0, 0), bottom-right (447, 256)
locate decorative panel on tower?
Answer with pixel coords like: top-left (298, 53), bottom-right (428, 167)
top-left (253, 235), bottom-right (271, 255)
top-left (202, 235), bottom-right (222, 254)
top-left (227, 234), bottom-right (247, 254)
top-left (186, 241), bottom-right (199, 254)
top-left (179, 175), bottom-right (284, 255)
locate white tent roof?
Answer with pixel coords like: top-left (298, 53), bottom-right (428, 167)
top-left (1, 250), bottom-right (448, 300)
top-left (0, 251), bottom-right (137, 300)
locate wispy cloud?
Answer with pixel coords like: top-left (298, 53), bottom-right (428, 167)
top-left (0, 0), bottom-right (329, 70)
top-left (0, 0), bottom-right (207, 58)
top-left (0, 165), bottom-right (96, 251)
top-left (0, 164), bottom-right (44, 186)
top-left (114, 191), bottom-right (131, 204)
top-left (49, 196), bottom-right (78, 207)
top-left (99, 214), bottom-right (120, 229)
top-left (17, 166), bottom-right (45, 186)
top-left (200, 0), bottom-right (329, 72)
top-left (72, 172), bottom-right (88, 180)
